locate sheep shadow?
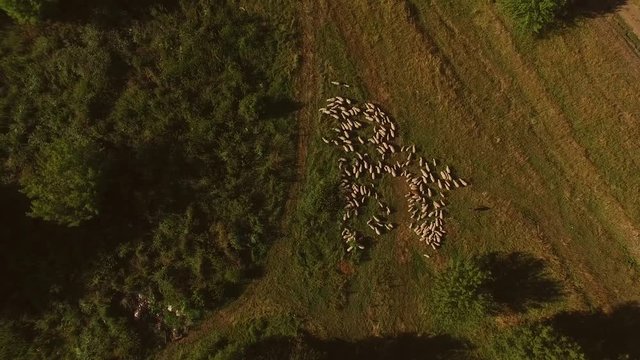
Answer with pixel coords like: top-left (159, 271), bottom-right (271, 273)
top-left (551, 302), bottom-right (640, 360)
top-left (480, 252), bottom-right (563, 313)
top-left (243, 333), bottom-right (471, 360)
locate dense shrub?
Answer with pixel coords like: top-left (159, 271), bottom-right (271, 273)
top-left (0, 0), bottom-right (56, 23)
top-left (28, 301), bottom-right (143, 359)
top-left (431, 258), bottom-right (493, 328)
top-left (0, 0), bottom-right (298, 357)
top-left (500, 0), bottom-right (568, 34)
top-left (492, 324), bottom-right (586, 360)
top-left (19, 134), bottom-right (102, 226)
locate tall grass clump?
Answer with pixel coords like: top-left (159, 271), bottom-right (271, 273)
top-left (500, 0), bottom-right (567, 34)
top-left (430, 258), bottom-right (493, 330)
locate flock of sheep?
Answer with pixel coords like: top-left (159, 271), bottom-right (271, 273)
top-left (319, 88), bottom-right (468, 255)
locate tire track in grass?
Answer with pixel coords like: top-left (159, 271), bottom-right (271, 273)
top-left (327, 0), bottom-right (640, 308)
top-left (415, 1), bottom-right (613, 308)
top-left (403, 0), bottom-right (640, 307)
top-left (483, 5), bottom-right (640, 304)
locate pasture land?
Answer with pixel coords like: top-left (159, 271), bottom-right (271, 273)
top-left (165, 0), bottom-right (640, 358)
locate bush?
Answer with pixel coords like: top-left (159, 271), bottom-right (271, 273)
top-left (492, 324), bottom-right (586, 360)
top-left (116, 208), bottom-right (235, 330)
top-left (431, 258), bottom-right (493, 328)
top-left (74, 313), bottom-right (141, 360)
top-left (0, 0), bottom-right (56, 23)
top-left (19, 134), bottom-right (102, 226)
top-left (500, 0), bottom-right (568, 34)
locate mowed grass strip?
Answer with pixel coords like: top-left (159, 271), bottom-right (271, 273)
top-left (324, 0), bottom-right (640, 305)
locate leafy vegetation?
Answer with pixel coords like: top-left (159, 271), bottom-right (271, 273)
top-left (430, 258), bottom-right (493, 329)
top-left (0, 0), bottom-right (56, 23)
top-left (0, 0), bottom-right (297, 357)
top-left (499, 0), bottom-right (567, 34)
top-left (19, 133), bottom-right (102, 226)
top-left (491, 323), bottom-right (586, 360)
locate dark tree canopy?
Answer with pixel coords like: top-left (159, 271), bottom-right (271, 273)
top-left (0, 0), bottom-right (298, 357)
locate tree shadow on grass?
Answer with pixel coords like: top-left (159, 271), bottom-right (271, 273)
top-left (531, 0), bottom-right (627, 37)
top-left (481, 252), bottom-right (563, 313)
top-left (551, 302), bottom-right (640, 360)
top-left (0, 11), bottom-right (10, 29)
top-left (264, 98), bottom-right (303, 120)
top-left (564, 0), bottom-right (627, 20)
top-left (0, 186), bottom-right (103, 317)
top-left (551, 0), bottom-right (628, 34)
top-left (243, 333), bottom-right (471, 360)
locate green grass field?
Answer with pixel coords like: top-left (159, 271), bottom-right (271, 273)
top-left (1, 0), bottom-right (638, 358)
top-left (162, 0), bottom-right (640, 358)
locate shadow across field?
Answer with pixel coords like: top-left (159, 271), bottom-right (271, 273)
top-left (481, 252), bottom-right (563, 313)
top-left (564, 0), bottom-right (627, 20)
top-left (0, 186), bottom-right (100, 317)
top-left (266, 98), bottom-right (303, 120)
top-left (243, 333), bottom-right (471, 360)
top-left (551, 302), bottom-right (640, 360)
top-left (0, 11), bottom-right (10, 29)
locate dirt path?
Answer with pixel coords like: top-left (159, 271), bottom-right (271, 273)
top-left (291, 0), bottom-right (324, 181)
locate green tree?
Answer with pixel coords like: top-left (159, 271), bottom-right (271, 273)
top-left (492, 324), bottom-right (586, 360)
top-left (20, 134), bottom-right (102, 226)
top-left (500, 0), bottom-right (567, 34)
top-left (431, 258), bottom-right (493, 328)
top-left (0, 0), bottom-right (56, 24)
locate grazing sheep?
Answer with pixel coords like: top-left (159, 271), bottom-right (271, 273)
top-left (318, 96), bottom-right (469, 255)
